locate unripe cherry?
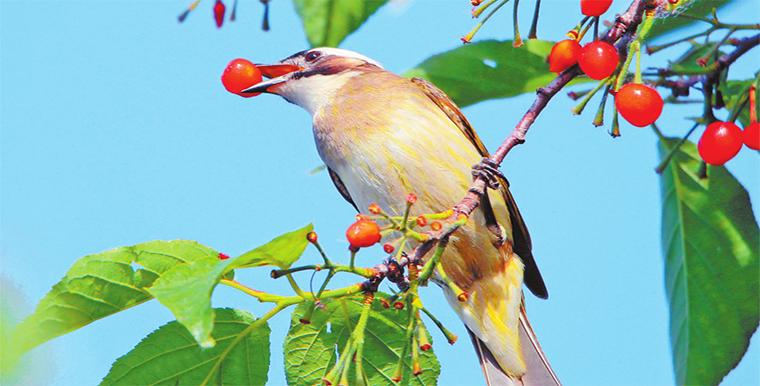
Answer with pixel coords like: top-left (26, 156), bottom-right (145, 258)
top-left (368, 203), bottom-right (382, 214)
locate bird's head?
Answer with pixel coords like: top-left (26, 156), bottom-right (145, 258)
top-left (243, 47), bottom-right (384, 115)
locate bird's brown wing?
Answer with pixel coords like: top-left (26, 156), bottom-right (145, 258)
top-left (410, 77), bottom-right (548, 299)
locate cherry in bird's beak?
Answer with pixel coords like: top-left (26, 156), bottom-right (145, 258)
top-left (242, 63), bottom-right (303, 94)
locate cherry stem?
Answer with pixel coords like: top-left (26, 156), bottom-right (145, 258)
top-left (513, 0), bottom-right (523, 47)
top-left (528, 0), bottom-right (541, 39)
top-left (472, 0), bottom-right (499, 18)
top-left (610, 103), bottom-right (621, 137)
top-left (654, 122), bottom-right (700, 174)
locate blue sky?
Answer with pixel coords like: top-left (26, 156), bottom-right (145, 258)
top-left (1, 1), bottom-right (758, 385)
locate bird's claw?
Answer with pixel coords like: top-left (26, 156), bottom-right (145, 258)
top-left (471, 157), bottom-right (507, 191)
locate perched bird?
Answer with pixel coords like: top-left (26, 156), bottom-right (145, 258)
top-left (244, 48), bottom-right (560, 386)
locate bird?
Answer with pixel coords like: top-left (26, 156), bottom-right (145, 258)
top-left (243, 47), bottom-right (560, 386)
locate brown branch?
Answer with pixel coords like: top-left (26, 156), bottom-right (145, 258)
top-left (390, 0), bottom-right (654, 269)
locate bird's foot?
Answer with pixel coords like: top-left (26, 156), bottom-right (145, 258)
top-left (471, 157), bottom-right (508, 191)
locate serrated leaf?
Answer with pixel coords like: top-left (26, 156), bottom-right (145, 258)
top-left (648, 0), bottom-right (733, 42)
top-left (236, 223), bottom-right (313, 269)
top-left (8, 240), bottom-right (218, 361)
top-left (148, 224), bottom-right (313, 348)
top-left (284, 294), bottom-right (440, 386)
top-left (657, 137), bottom-right (759, 386)
top-left (293, 0), bottom-right (388, 48)
top-left (402, 39), bottom-right (593, 108)
top-left (100, 308), bottom-right (270, 386)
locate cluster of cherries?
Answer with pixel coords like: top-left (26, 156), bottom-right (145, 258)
top-left (548, 0), bottom-right (663, 129)
top-left (547, 0), bottom-right (758, 165)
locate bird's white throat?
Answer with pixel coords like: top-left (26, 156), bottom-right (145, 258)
top-left (277, 71), bottom-right (362, 117)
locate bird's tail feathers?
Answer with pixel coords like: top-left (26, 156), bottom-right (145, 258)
top-left (469, 303), bottom-right (561, 386)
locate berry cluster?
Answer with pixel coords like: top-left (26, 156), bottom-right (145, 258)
top-left (548, 5), bottom-right (664, 129)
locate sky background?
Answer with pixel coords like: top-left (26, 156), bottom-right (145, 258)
top-left (1, 0), bottom-right (758, 385)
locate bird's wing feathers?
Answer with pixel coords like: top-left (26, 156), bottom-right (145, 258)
top-left (328, 167), bottom-right (359, 212)
top-left (410, 77), bottom-right (547, 299)
top-left (468, 303), bottom-right (562, 386)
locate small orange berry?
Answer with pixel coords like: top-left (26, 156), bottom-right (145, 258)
top-left (346, 220), bottom-right (382, 248)
top-left (406, 193), bottom-right (418, 204)
top-left (430, 221), bottom-right (442, 231)
top-left (384, 243), bottom-right (395, 254)
top-left (368, 203), bottom-right (382, 214)
top-left (306, 232), bottom-right (318, 243)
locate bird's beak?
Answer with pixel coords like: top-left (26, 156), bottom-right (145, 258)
top-left (241, 64), bottom-right (303, 94)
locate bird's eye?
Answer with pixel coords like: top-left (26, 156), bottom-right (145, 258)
top-left (305, 51), bottom-right (322, 62)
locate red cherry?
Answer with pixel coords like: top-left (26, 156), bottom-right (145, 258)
top-left (743, 122), bottom-right (759, 150)
top-left (346, 220), bottom-right (382, 248)
top-left (615, 83), bottom-right (663, 127)
top-left (581, 0), bottom-right (613, 16)
top-left (698, 121), bottom-right (744, 165)
top-left (221, 59), bottom-right (262, 97)
top-left (578, 40), bottom-right (618, 80)
top-left (549, 39), bottom-right (582, 73)
top-left (214, 0), bottom-right (226, 28)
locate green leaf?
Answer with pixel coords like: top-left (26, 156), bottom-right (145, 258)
top-left (284, 294), bottom-right (440, 386)
top-left (8, 240), bottom-right (218, 360)
top-left (657, 137), bottom-right (759, 386)
top-left (403, 39), bottom-right (593, 108)
top-left (236, 223), bottom-right (313, 269)
top-left (293, 0), bottom-right (388, 48)
top-left (648, 0), bottom-right (732, 42)
top-left (666, 41), bottom-right (723, 74)
top-left (720, 79), bottom-right (753, 128)
top-left (100, 308), bottom-right (270, 386)
top-left (148, 224), bottom-right (313, 348)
